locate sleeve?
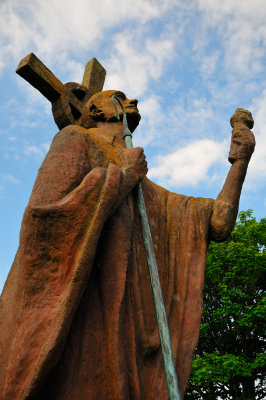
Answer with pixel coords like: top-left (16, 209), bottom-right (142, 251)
top-left (0, 125), bottom-right (125, 400)
top-left (28, 125), bottom-right (91, 207)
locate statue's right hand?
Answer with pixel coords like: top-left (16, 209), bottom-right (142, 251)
top-left (228, 108), bottom-right (255, 164)
top-left (120, 147), bottom-right (148, 181)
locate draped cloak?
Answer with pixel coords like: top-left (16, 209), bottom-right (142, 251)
top-left (0, 125), bottom-right (214, 400)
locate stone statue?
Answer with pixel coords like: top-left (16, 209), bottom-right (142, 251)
top-left (0, 55), bottom-right (255, 400)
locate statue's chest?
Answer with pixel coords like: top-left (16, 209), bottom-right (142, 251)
top-left (85, 132), bottom-right (122, 170)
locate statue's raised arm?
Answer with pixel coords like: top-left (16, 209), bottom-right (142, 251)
top-left (210, 108), bottom-right (255, 241)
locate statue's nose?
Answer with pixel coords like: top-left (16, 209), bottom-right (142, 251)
top-left (129, 98), bottom-right (138, 106)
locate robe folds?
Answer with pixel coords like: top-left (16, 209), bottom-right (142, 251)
top-left (0, 125), bottom-right (214, 400)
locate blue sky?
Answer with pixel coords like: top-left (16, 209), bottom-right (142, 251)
top-left (1, 0), bottom-right (266, 291)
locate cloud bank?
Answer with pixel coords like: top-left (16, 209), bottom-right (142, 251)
top-left (0, 0), bottom-right (265, 191)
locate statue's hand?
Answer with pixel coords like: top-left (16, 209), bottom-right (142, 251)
top-left (120, 147), bottom-right (148, 182)
top-left (228, 108), bottom-right (255, 164)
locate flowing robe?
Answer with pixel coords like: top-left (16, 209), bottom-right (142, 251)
top-left (0, 125), bottom-right (214, 399)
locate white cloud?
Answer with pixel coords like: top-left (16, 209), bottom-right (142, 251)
top-left (0, 0), bottom-right (177, 75)
top-left (4, 174), bottom-right (20, 184)
top-left (139, 96), bottom-right (162, 120)
top-left (148, 139), bottom-right (226, 187)
top-left (196, 0), bottom-right (266, 77)
top-left (134, 95), bottom-right (164, 146)
top-left (164, 94), bottom-right (218, 148)
top-left (104, 32), bottom-right (175, 97)
top-left (24, 144), bottom-right (47, 159)
top-left (197, 0), bottom-right (266, 20)
top-left (200, 52), bottom-right (219, 76)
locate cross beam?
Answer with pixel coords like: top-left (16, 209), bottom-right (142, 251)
top-left (16, 53), bottom-right (106, 130)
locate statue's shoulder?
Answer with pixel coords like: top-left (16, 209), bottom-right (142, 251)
top-left (50, 127), bottom-right (109, 161)
top-left (55, 124), bottom-right (88, 138)
top-left (51, 125), bottom-right (96, 147)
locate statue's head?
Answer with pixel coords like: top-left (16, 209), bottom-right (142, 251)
top-left (81, 90), bottom-right (141, 132)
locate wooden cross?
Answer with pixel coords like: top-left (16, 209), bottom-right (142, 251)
top-left (16, 53), bottom-right (106, 130)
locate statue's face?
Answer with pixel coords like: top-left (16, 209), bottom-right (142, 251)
top-left (88, 90), bottom-right (141, 131)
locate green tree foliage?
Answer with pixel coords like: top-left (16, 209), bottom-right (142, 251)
top-left (185, 210), bottom-right (266, 400)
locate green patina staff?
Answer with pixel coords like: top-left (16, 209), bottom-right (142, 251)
top-left (112, 95), bottom-right (181, 400)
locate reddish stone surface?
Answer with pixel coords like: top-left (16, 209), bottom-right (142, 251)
top-left (0, 91), bottom-right (255, 400)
